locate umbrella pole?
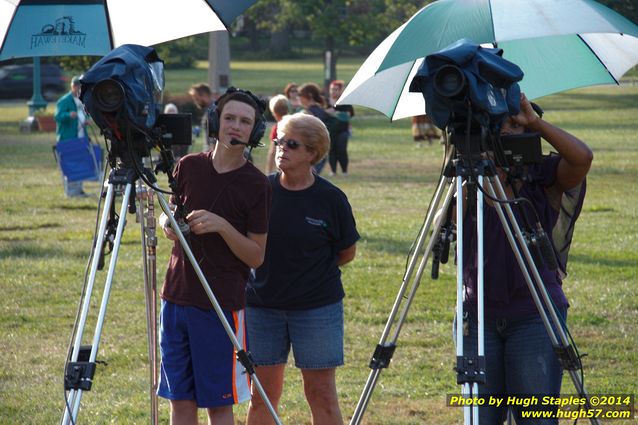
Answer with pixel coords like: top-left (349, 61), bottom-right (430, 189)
top-left (137, 182), bottom-right (160, 425)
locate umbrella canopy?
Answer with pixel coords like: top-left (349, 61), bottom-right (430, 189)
top-left (0, 0), bottom-right (256, 61)
top-left (338, 0), bottom-right (638, 121)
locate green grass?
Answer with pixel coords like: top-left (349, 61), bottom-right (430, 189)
top-left (165, 57), bottom-right (365, 99)
top-left (0, 60), bottom-right (637, 424)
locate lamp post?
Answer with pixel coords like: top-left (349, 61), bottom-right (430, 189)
top-left (27, 57), bottom-right (48, 115)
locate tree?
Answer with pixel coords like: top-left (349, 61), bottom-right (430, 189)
top-left (598, 0), bottom-right (637, 24)
top-left (244, 0), bottom-right (429, 91)
top-left (58, 56), bottom-right (100, 75)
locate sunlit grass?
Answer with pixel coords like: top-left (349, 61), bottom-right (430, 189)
top-left (0, 72), bottom-right (637, 424)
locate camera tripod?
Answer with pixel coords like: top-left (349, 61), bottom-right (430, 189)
top-left (61, 162), bottom-right (282, 425)
top-left (349, 140), bottom-right (600, 425)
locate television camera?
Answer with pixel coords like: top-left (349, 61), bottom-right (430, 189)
top-left (410, 39), bottom-right (542, 167)
top-left (80, 44), bottom-right (191, 171)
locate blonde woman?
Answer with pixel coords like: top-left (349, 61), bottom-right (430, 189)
top-left (246, 113), bottom-right (359, 425)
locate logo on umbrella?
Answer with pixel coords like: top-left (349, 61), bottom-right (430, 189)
top-left (31, 16), bottom-right (86, 50)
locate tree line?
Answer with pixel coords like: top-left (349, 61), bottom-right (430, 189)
top-left (54, 0), bottom-right (637, 82)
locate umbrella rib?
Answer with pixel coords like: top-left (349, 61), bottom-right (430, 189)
top-left (487, 0), bottom-right (497, 45)
top-left (0, 3), bottom-right (21, 56)
top-left (201, 0), bottom-right (232, 31)
top-left (577, 34), bottom-right (619, 85)
top-left (102, 0), bottom-right (115, 50)
top-left (391, 61), bottom-right (419, 121)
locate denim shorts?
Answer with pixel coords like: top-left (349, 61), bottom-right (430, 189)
top-left (246, 301), bottom-right (344, 369)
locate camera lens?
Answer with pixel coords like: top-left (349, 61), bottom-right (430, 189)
top-left (93, 79), bottom-right (124, 112)
top-left (433, 65), bottom-right (466, 98)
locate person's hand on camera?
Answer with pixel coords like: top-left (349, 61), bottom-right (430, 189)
top-left (187, 209), bottom-right (229, 235)
top-left (510, 93), bottom-right (540, 131)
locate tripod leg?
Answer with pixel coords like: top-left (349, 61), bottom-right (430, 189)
top-left (456, 174), bottom-right (491, 425)
top-left (62, 182), bottom-right (135, 425)
top-left (474, 176), bottom-right (485, 425)
top-left (155, 193), bottom-right (283, 425)
top-left (350, 175), bottom-right (456, 425)
top-left (455, 177), bottom-right (475, 423)
top-left (62, 183), bottom-right (116, 425)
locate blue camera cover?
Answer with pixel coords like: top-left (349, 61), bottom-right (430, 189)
top-left (81, 44), bottom-right (164, 132)
top-left (410, 39), bottom-right (524, 130)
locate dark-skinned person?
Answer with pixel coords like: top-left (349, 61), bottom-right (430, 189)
top-left (459, 93), bottom-right (593, 424)
top-left (158, 87), bottom-right (272, 425)
top-left (245, 112), bottom-right (360, 425)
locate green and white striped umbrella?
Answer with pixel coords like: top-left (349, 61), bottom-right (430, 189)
top-left (338, 0), bottom-right (638, 121)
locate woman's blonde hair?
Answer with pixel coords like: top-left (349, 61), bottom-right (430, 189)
top-left (277, 112), bottom-right (330, 165)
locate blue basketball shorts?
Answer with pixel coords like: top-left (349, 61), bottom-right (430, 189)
top-left (157, 300), bottom-right (251, 407)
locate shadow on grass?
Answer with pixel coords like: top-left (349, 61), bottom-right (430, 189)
top-left (570, 252), bottom-right (637, 269)
top-left (57, 203), bottom-right (101, 211)
top-left (360, 234), bottom-right (415, 256)
top-left (0, 222), bottom-right (60, 231)
top-left (0, 242), bottom-right (62, 259)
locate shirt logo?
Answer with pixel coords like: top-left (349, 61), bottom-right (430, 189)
top-left (305, 217), bottom-right (328, 228)
top-left (31, 17), bottom-right (87, 50)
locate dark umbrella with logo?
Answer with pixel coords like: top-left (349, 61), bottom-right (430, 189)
top-left (0, 0), bottom-right (255, 60)
top-left (0, 0), bottom-right (255, 113)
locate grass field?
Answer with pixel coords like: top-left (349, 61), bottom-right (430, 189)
top-left (0, 58), bottom-right (637, 424)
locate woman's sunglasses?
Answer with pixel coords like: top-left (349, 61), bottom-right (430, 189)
top-left (273, 138), bottom-right (304, 150)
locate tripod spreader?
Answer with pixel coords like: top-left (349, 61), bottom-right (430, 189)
top-left (64, 346), bottom-right (108, 392)
top-left (369, 344), bottom-right (397, 370)
top-left (554, 344), bottom-right (583, 371)
top-left (64, 361), bottom-right (96, 392)
top-left (455, 355), bottom-right (486, 385)
top-left (431, 221), bottom-right (454, 279)
top-left (236, 350), bottom-right (256, 376)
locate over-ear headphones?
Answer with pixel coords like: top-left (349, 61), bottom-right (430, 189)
top-left (207, 87), bottom-right (267, 147)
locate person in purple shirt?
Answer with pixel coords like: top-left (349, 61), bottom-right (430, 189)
top-left (461, 93), bottom-right (593, 424)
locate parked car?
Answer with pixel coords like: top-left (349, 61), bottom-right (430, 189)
top-left (0, 63), bottom-right (68, 101)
